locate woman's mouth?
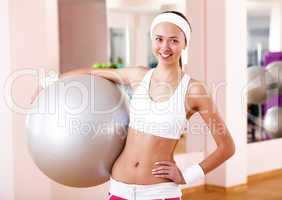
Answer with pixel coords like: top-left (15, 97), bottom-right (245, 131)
top-left (159, 53), bottom-right (173, 59)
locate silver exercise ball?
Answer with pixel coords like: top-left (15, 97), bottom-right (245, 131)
top-left (263, 106), bottom-right (282, 138)
top-left (26, 74), bottom-right (129, 187)
top-left (247, 66), bottom-right (272, 104)
top-left (265, 61), bottom-right (282, 93)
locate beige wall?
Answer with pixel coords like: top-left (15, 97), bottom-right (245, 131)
top-left (59, 0), bottom-right (108, 72)
top-left (248, 138), bottom-right (282, 175)
top-left (205, 0), bottom-right (248, 187)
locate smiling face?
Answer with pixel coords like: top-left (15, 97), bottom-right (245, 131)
top-left (152, 22), bottom-right (186, 67)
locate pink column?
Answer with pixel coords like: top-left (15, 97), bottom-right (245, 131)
top-left (7, 0), bottom-right (60, 198)
top-left (0, 0), bottom-right (14, 199)
top-left (204, 0), bottom-right (247, 187)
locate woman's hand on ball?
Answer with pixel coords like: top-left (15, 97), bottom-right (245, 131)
top-left (152, 161), bottom-right (186, 184)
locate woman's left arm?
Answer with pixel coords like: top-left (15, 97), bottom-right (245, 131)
top-left (185, 79), bottom-right (236, 175)
top-left (152, 79), bottom-right (235, 185)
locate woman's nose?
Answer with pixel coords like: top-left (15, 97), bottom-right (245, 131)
top-left (160, 40), bottom-right (170, 48)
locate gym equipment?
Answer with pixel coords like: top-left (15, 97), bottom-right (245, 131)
top-left (247, 66), bottom-right (271, 104)
top-left (265, 61), bottom-right (282, 93)
top-left (263, 106), bottom-right (282, 138)
top-left (26, 74), bottom-right (129, 187)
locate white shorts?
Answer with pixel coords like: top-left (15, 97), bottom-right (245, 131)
top-left (108, 177), bottom-right (182, 200)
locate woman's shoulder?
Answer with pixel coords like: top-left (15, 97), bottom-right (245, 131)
top-left (134, 66), bottom-right (150, 77)
top-left (127, 66), bottom-right (151, 90)
top-left (185, 76), bottom-right (209, 96)
top-left (184, 76), bottom-right (212, 112)
top-left (127, 66), bottom-right (150, 82)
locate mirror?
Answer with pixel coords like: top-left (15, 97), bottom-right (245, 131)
top-left (246, 0), bottom-right (282, 143)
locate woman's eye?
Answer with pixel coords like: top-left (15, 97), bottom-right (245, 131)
top-left (172, 40), bottom-right (178, 43)
top-left (155, 38), bottom-right (162, 41)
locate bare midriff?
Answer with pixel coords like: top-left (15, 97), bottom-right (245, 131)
top-left (111, 127), bottom-right (178, 185)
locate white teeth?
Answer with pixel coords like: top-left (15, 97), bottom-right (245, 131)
top-left (160, 53), bottom-right (172, 58)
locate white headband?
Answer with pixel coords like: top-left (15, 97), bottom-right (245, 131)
top-left (150, 13), bottom-right (191, 46)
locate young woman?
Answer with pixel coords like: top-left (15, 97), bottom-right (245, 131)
top-left (31, 11), bottom-right (235, 200)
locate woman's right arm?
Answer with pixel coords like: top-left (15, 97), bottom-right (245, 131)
top-left (60, 66), bottom-right (147, 85)
top-left (30, 66), bottom-right (148, 104)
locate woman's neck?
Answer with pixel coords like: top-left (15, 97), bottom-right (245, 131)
top-left (154, 64), bottom-right (182, 81)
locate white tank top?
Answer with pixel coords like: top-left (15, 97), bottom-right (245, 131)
top-left (128, 68), bottom-right (191, 139)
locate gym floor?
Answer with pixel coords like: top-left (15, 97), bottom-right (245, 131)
top-left (183, 173), bottom-right (282, 200)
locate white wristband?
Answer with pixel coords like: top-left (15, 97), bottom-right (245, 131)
top-left (40, 71), bottom-right (59, 89)
top-left (181, 164), bottom-right (205, 185)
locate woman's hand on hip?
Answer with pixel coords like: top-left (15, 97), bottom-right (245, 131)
top-left (152, 161), bottom-right (186, 184)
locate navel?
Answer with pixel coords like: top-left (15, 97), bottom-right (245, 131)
top-left (134, 161), bottom-right (140, 167)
